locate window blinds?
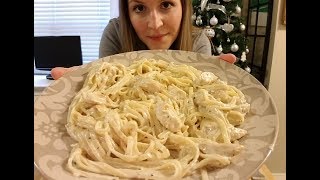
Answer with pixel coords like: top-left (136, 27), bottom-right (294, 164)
top-left (34, 0), bottom-right (118, 63)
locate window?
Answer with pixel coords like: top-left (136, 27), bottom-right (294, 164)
top-left (34, 0), bottom-right (119, 63)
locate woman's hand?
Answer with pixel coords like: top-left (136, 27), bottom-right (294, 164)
top-left (219, 53), bottom-right (237, 64)
top-left (50, 66), bottom-right (79, 80)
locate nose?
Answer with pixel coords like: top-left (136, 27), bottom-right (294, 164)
top-left (147, 10), bottom-right (163, 29)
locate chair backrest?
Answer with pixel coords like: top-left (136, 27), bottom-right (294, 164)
top-left (34, 36), bottom-right (83, 70)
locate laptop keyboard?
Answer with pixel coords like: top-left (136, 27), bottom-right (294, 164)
top-left (34, 68), bottom-right (50, 75)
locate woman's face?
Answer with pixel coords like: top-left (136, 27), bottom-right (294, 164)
top-left (128, 0), bottom-right (182, 50)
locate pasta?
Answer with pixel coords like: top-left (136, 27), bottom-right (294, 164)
top-left (65, 59), bottom-right (250, 179)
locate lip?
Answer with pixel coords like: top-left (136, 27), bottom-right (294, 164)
top-left (147, 33), bottom-right (168, 40)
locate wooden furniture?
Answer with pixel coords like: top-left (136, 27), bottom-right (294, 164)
top-left (250, 164), bottom-right (275, 180)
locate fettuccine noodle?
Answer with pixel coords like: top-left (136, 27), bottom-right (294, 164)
top-left (66, 59), bottom-right (250, 179)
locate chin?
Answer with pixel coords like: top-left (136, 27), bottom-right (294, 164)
top-left (148, 45), bottom-right (171, 50)
top-left (146, 42), bottom-right (172, 50)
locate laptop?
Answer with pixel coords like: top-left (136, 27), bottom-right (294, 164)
top-left (34, 36), bottom-right (83, 79)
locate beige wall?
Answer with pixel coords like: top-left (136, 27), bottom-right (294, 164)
top-left (264, 0), bottom-right (286, 173)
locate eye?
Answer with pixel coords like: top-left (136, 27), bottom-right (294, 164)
top-left (133, 4), bottom-right (145, 13)
top-left (161, 1), bottom-right (173, 9)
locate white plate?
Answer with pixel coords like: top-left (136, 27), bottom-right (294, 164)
top-left (34, 50), bottom-right (279, 180)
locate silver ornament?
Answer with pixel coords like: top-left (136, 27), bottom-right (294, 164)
top-left (235, 5), bottom-right (241, 14)
top-left (245, 66), bottom-right (251, 73)
top-left (246, 47), bottom-right (249, 54)
top-left (217, 44), bottom-right (223, 54)
top-left (204, 26), bottom-right (215, 38)
top-left (210, 15), bottom-right (218, 26)
top-left (222, 23), bottom-right (234, 33)
top-left (196, 16), bottom-right (203, 26)
top-left (240, 23), bottom-right (246, 31)
top-left (231, 42), bottom-right (239, 52)
top-left (227, 37), bottom-right (230, 42)
top-left (191, 13), bottom-right (196, 21)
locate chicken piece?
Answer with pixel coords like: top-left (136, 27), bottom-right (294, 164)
top-left (199, 120), bottom-right (220, 140)
top-left (227, 110), bottom-right (245, 126)
top-left (168, 84), bottom-right (187, 101)
top-left (81, 92), bottom-right (105, 105)
top-left (134, 77), bottom-right (164, 93)
top-left (199, 72), bottom-right (218, 85)
top-left (155, 101), bottom-right (183, 132)
top-left (228, 124), bottom-right (247, 142)
top-left (198, 105), bottom-right (225, 120)
top-left (194, 89), bottom-right (210, 106)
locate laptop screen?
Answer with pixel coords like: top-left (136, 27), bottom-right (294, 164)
top-left (34, 36), bottom-right (83, 70)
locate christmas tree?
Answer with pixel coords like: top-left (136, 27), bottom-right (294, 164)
top-left (192, 0), bottom-right (251, 73)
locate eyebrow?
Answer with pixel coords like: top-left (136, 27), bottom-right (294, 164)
top-left (128, 0), bottom-right (144, 4)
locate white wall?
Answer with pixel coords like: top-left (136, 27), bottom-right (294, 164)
top-left (264, 0), bottom-right (286, 173)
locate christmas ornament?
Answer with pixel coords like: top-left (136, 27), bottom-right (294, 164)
top-left (222, 23), bottom-right (234, 33)
top-left (191, 0), bottom-right (250, 73)
top-left (200, 0), bottom-right (208, 11)
top-left (210, 15), bottom-right (218, 26)
top-left (196, 16), bottom-right (203, 26)
top-left (206, 5), bottom-right (210, 11)
top-left (240, 23), bottom-right (246, 31)
top-left (222, 17), bottom-right (234, 33)
top-left (235, 5), bottom-right (241, 14)
top-left (191, 13), bottom-right (197, 21)
top-left (204, 26), bottom-right (215, 38)
top-left (206, 3), bottom-right (226, 14)
top-left (245, 66), bottom-right (251, 73)
top-left (246, 46), bottom-right (250, 54)
top-left (240, 52), bottom-right (246, 62)
top-left (217, 43), bottom-right (223, 54)
top-left (231, 42), bottom-right (239, 52)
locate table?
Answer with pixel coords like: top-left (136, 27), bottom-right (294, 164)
top-left (34, 164), bottom-right (275, 180)
top-left (34, 75), bottom-right (53, 95)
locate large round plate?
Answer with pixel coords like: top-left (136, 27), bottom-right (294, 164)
top-left (34, 50), bottom-right (279, 180)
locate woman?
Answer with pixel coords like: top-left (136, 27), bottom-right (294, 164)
top-left (100, 0), bottom-right (208, 57)
top-left (51, 0), bottom-right (235, 80)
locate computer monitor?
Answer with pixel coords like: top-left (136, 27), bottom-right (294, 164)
top-left (34, 36), bottom-right (83, 79)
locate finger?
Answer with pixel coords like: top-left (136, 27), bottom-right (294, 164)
top-left (51, 67), bottom-right (70, 80)
top-left (219, 54), bottom-right (236, 64)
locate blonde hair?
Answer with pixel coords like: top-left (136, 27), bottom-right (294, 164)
top-left (119, 0), bottom-right (193, 53)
